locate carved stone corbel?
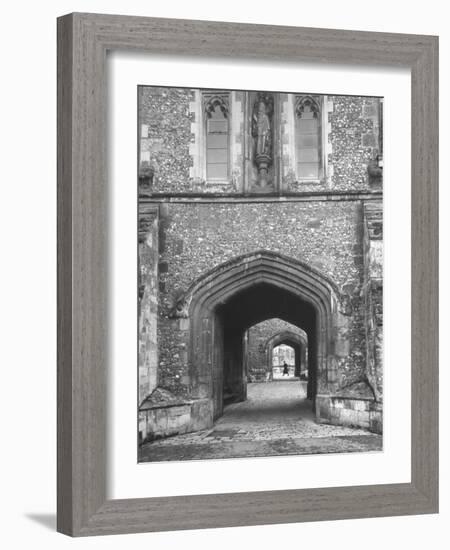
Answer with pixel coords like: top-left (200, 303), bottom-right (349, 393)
top-left (367, 156), bottom-right (383, 187)
top-left (169, 294), bottom-right (192, 319)
top-left (339, 294), bottom-right (353, 316)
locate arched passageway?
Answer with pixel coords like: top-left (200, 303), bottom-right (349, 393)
top-left (174, 250), bottom-right (344, 423)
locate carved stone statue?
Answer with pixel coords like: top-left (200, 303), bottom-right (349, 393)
top-left (252, 93), bottom-right (273, 187)
top-left (253, 100), bottom-right (271, 156)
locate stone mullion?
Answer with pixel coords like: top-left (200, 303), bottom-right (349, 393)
top-left (188, 90), bottom-right (205, 184)
top-left (230, 91), bottom-right (244, 191)
top-left (324, 96), bottom-right (334, 188)
top-left (281, 93), bottom-right (296, 190)
top-left (243, 91), bottom-right (251, 194)
top-left (274, 92), bottom-right (283, 194)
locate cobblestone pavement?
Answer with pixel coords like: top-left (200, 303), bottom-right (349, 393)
top-left (139, 381), bottom-right (382, 462)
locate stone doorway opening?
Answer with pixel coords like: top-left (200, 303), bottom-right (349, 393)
top-left (216, 282), bottom-right (318, 418)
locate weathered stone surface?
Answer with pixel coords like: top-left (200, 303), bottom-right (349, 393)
top-left (328, 96), bottom-right (381, 191)
top-left (139, 87), bottom-right (193, 194)
top-left (140, 387), bottom-right (186, 409)
top-left (362, 201), bottom-right (383, 401)
top-left (316, 394), bottom-right (382, 434)
top-left (138, 206), bottom-right (159, 404)
top-left (139, 396), bottom-right (213, 443)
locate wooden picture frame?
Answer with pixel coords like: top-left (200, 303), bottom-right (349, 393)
top-left (57, 12), bottom-right (438, 536)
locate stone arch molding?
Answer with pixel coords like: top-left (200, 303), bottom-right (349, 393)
top-left (169, 249), bottom-right (346, 319)
top-left (203, 92), bottom-right (229, 119)
top-left (295, 95), bottom-right (321, 118)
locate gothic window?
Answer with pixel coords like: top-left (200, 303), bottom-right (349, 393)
top-left (204, 93), bottom-right (230, 182)
top-left (295, 96), bottom-right (322, 180)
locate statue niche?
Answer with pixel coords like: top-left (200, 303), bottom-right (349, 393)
top-left (252, 93), bottom-right (274, 188)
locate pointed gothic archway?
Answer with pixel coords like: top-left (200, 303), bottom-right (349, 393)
top-left (171, 250), bottom-right (349, 424)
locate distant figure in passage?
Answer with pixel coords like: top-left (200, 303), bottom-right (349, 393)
top-left (282, 362), bottom-right (289, 376)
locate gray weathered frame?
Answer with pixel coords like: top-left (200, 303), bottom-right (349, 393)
top-left (57, 12), bottom-right (438, 536)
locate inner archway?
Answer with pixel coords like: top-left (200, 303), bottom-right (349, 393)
top-left (265, 328), bottom-right (310, 389)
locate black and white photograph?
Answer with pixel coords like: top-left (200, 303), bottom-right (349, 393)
top-left (137, 86), bottom-right (384, 462)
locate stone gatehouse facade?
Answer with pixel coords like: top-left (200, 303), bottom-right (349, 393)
top-left (138, 86), bottom-right (383, 444)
